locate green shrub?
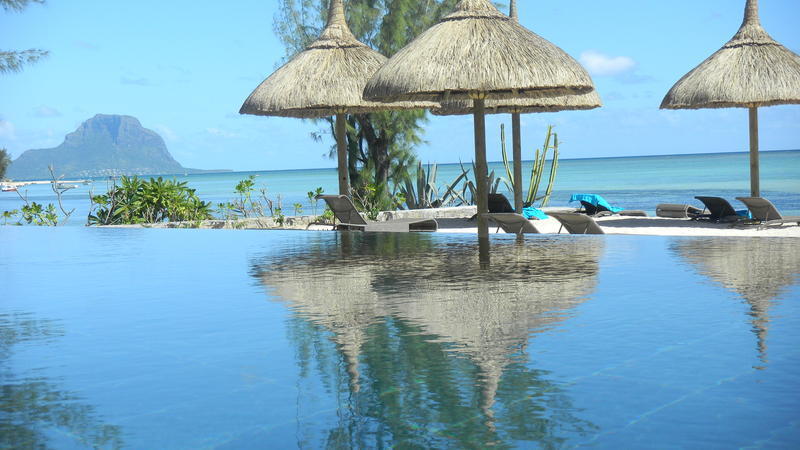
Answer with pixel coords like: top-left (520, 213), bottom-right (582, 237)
top-left (88, 176), bottom-right (213, 226)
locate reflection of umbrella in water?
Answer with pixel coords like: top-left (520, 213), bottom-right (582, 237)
top-left (239, 0), bottom-right (434, 195)
top-left (661, 0), bottom-right (800, 197)
top-left (364, 0), bottom-right (595, 237)
top-left (377, 238), bottom-right (604, 423)
top-left (260, 263), bottom-right (384, 393)
top-left (432, 0), bottom-right (602, 213)
top-left (673, 237), bottom-right (800, 366)
top-left (257, 234), bottom-right (605, 424)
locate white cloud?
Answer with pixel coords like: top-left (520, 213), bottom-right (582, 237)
top-left (120, 76), bottom-right (152, 86)
top-left (579, 50), bottom-right (636, 76)
top-left (33, 105), bottom-right (62, 118)
top-left (206, 128), bottom-right (239, 138)
top-left (0, 119), bottom-right (16, 140)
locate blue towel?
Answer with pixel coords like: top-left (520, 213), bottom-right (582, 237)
top-left (522, 207), bottom-right (549, 220)
top-left (569, 193), bottom-right (623, 213)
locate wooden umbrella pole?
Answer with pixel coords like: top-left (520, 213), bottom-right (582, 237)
top-left (512, 112), bottom-right (523, 213)
top-left (335, 113), bottom-right (350, 195)
top-left (473, 97), bottom-right (489, 238)
top-left (749, 107), bottom-right (760, 197)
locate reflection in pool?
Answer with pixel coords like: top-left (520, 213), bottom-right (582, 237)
top-left (1, 228), bottom-right (798, 448)
top-left (0, 313), bottom-right (124, 448)
top-left (253, 234), bottom-right (604, 447)
top-left (672, 238), bottom-right (800, 368)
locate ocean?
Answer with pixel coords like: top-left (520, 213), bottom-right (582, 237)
top-left (2, 150), bottom-right (798, 226)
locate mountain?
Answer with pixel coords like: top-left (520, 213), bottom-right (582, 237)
top-left (7, 114), bottom-right (220, 180)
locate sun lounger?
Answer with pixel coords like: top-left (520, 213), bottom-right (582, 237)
top-left (486, 213), bottom-right (541, 235)
top-left (694, 196), bottom-right (747, 223)
top-left (469, 193), bottom-right (516, 221)
top-left (488, 193), bottom-right (515, 213)
top-left (656, 203), bottom-right (704, 219)
top-left (317, 195), bottom-right (437, 232)
top-left (548, 212), bottom-right (605, 235)
top-left (736, 197), bottom-right (800, 228)
top-left (570, 193), bottom-right (647, 217)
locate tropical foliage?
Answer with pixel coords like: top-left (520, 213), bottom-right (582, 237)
top-left (1, 0), bottom-right (48, 74)
top-left (274, 0), bottom-right (460, 203)
top-left (88, 176), bottom-right (213, 226)
top-left (0, 148), bottom-right (11, 179)
top-left (499, 124), bottom-right (560, 208)
top-left (400, 161), bottom-right (469, 210)
top-left (3, 166), bottom-right (74, 226)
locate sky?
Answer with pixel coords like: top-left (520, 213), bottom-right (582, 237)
top-left (1, 0), bottom-right (799, 172)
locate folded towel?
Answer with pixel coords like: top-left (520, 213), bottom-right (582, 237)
top-left (569, 193), bottom-right (624, 213)
top-left (522, 207), bottom-right (549, 220)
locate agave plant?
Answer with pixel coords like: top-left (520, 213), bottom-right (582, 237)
top-left (400, 161), bottom-right (470, 210)
top-left (500, 124), bottom-right (560, 208)
top-left (459, 160), bottom-right (503, 205)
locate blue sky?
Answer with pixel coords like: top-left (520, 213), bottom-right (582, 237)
top-left (1, 0), bottom-right (798, 171)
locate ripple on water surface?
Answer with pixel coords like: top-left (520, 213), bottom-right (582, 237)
top-left (1, 228), bottom-right (799, 448)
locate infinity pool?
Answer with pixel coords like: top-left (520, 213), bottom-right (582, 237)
top-left (1, 228), bottom-right (798, 448)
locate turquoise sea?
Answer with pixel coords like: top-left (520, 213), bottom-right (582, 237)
top-left (2, 150), bottom-right (799, 225)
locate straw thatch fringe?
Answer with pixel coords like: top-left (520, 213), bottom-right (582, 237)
top-left (240, 0), bottom-right (434, 118)
top-left (433, 90), bottom-right (602, 115)
top-left (661, 0), bottom-right (800, 109)
top-left (364, 0), bottom-right (593, 102)
top-left (432, 0), bottom-right (600, 115)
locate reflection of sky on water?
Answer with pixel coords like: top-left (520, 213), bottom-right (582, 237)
top-left (0, 313), bottom-right (124, 449)
top-left (2, 228), bottom-right (799, 448)
top-left (254, 234), bottom-right (604, 447)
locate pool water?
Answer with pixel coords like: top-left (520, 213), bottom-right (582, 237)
top-left (1, 228), bottom-right (799, 448)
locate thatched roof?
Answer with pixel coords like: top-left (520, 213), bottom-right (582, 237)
top-left (432, 91), bottom-right (602, 115)
top-left (240, 0), bottom-right (434, 118)
top-left (433, 0), bottom-right (601, 115)
top-left (363, 0), bottom-right (594, 103)
top-left (661, 0), bottom-right (800, 109)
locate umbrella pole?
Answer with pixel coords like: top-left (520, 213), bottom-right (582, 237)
top-left (512, 112), bottom-right (523, 213)
top-left (473, 97), bottom-right (489, 239)
top-left (335, 113), bottom-right (350, 196)
top-left (749, 107), bottom-right (760, 197)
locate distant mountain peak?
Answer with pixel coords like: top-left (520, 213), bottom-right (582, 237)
top-left (8, 114), bottom-right (189, 180)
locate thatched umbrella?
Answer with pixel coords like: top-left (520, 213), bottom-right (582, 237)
top-left (661, 0), bottom-right (800, 197)
top-left (240, 0), bottom-right (433, 195)
top-left (432, 0), bottom-right (601, 213)
top-left (363, 0), bottom-right (594, 237)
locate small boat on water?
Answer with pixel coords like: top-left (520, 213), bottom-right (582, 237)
top-left (1, 184), bottom-right (18, 192)
top-left (55, 183), bottom-right (79, 190)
